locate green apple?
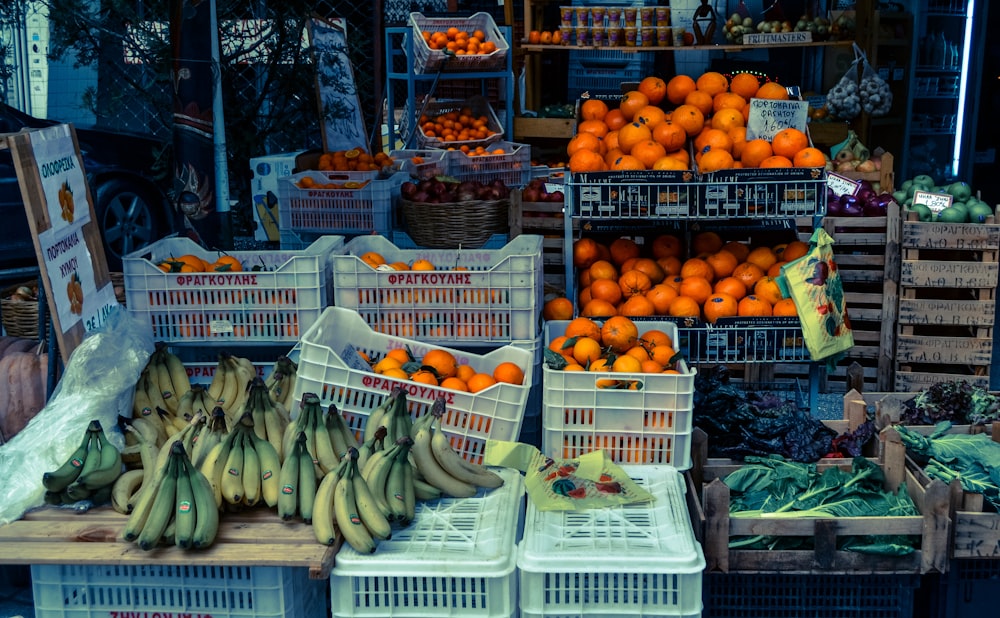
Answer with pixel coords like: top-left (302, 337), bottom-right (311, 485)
top-left (937, 206), bottom-right (968, 223)
top-left (910, 203), bottom-right (932, 221)
top-left (967, 202), bottom-right (994, 223)
top-left (913, 175), bottom-right (935, 190)
top-left (892, 190), bottom-right (908, 204)
top-left (947, 181), bottom-right (972, 201)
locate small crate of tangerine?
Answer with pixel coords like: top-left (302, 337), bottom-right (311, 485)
top-left (408, 11), bottom-right (509, 74)
top-left (123, 235), bottom-right (343, 344)
top-left (277, 170), bottom-right (407, 236)
top-left (330, 234), bottom-right (544, 345)
top-left (294, 306), bottom-right (535, 463)
top-left (447, 140), bottom-right (532, 188)
top-left (542, 318), bottom-right (695, 468)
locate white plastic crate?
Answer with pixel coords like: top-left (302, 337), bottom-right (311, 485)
top-left (517, 465), bottom-right (705, 618)
top-left (278, 170), bottom-right (407, 236)
top-left (388, 148), bottom-right (452, 179)
top-left (331, 235), bottom-right (544, 344)
top-left (31, 564), bottom-right (325, 618)
top-left (415, 97), bottom-right (504, 150)
top-left (123, 235), bottom-right (342, 344)
top-left (408, 12), bottom-right (509, 74)
top-left (294, 306), bottom-right (534, 463)
top-left (447, 141), bottom-right (532, 188)
top-left (330, 467), bottom-right (524, 617)
top-left (542, 320), bottom-right (695, 468)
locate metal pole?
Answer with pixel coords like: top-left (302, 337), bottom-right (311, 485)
top-left (209, 0), bottom-right (232, 248)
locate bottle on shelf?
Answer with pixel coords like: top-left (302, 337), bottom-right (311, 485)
top-left (931, 31), bottom-right (947, 67)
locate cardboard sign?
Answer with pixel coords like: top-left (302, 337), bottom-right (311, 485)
top-left (309, 16), bottom-right (367, 152)
top-left (827, 172), bottom-right (861, 197)
top-left (745, 98), bottom-right (809, 141)
top-left (743, 31), bottom-right (813, 45)
top-left (913, 190), bottom-right (953, 214)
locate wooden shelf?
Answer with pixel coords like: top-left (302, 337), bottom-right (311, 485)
top-left (520, 40), bottom-right (855, 53)
top-left (514, 116), bottom-right (576, 140)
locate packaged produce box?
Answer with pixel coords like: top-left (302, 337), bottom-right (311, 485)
top-left (331, 234), bottom-right (544, 344)
top-left (249, 150), bottom-right (310, 242)
top-left (330, 467), bottom-right (524, 617)
top-left (123, 235), bottom-right (342, 344)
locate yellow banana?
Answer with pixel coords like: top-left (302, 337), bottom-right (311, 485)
top-left (384, 444), bottom-right (412, 524)
top-left (409, 404), bottom-right (476, 498)
top-left (152, 355), bottom-right (179, 415)
top-left (241, 431), bottom-right (262, 507)
top-left (110, 468), bottom-right (146, 514)
top-left (350, 450), bottom-right (392, 540)
top-left (430, 417), bottom-right (504, 489)
top-left (335, 459), bottom-right (376, 554)
top-left (162, 348), bottom-right (192, 400)
top-left (363, 388), bottom-right (399, 444)
top-left (250, 432), bottom-right (281, 508)
top-left (135, 446), bottom-right (180, 550)
top-left (312, 463), bottom-right (344, 546)
top-left (220, 430), bottom-right (245, 505)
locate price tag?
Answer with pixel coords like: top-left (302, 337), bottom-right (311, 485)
top-left (745, 99), bottom-right (809, 141)
top-left (913, 190), bottom-right (953, 214)
top-left (341, 343), bottom-right (374, 372)
top-left (827, 172), bottom-right (861, 197)
top-left (544, 182), bottom-right (563, 193)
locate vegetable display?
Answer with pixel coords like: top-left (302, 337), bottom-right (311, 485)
top-left (900, 380), bottom-right (1000, 426)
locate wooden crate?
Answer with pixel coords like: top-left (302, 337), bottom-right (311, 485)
top-left (687, 425), bottom-right (951, 574)
top-left (509, 186), bottom-right (571, 297)
top-left (895, 214), bottom-right (999, 391)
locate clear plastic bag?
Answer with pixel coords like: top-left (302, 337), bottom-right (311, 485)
top-left (0, 306), bottom-right (154, 525)
top-left (826, 44), bottom-right (863, 120)
top-left (859, 55), bottom-right (893, 116)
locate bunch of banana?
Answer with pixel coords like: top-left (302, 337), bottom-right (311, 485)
top-left (201, 412), bottom-right (282, 509)
top-left (43, 420), bottom-right (123, 506)
top-left (326, 447), bottom-right (393, 553)
top-left (205, 351), bottom-right (257, 430)
top-left (356, 425), bottom-right (388, 472)
top-left (123, 441), bottom-right (219, 550)
top-left (277, 432), bottom-right (318, 522)
top-left (362, 386), bottom-right (411, 447)
top-left (244, 377), bottom-right (289, 460)
top-left (265, 355), bottom-right (297, 411)
top-left (409, 397), bottom-right (504, 498)
top-left (189, 407), bottom-right (229, 469)
top-left (360, 436), bottom-right (415, 526)
top-left (145, 346), bottom-right (192, 417)
top-left (283, 393), bottom-right (358, 476)
top-left (153, 413), bottom-right (205, 474)
top-left (111, 422), bottom-right (160, 514)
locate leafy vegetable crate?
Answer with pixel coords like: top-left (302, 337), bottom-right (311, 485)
top-left (330, 234), bottom-right (544, 344)
top-left (123, 236), bottom-right (343, 344)
top-left (294, 307), bottom-right (534, 464)
top-left (895, 213), bottom-right (999, 391)
top-left (688, 427), bottom-right (952, 574)
top-left (508, 188), bottom-right (572, 296)
top-left (330, 468), bottom-right (523, 617)
top-left (542, 320), bottom-right (696, 468)
top-left (277, 170), bottom-right (407, 236)
top-left (517, 466), bottom-right (705, 618)
top-left (862, 390), bottom-right (996, 436)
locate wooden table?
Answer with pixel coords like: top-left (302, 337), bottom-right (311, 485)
top-left (0, 506), bottom-right (340, 579)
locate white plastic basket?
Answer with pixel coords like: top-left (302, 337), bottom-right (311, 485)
top-left (294, 306), bottom-right (534, 463)
top-left (447, 141), bottom-right (532, 188)
top-left (415, 97), bottom-right (504, 150)
top-left (331, 234), bottom-right (544, 344)
top-left (330, 467), bottom-right (524, 617)
top-left (541, 320), bottom-right (695, 468)
top-left (517, 465), bottom-right (705, 618)
top-left (408, 12), bottom-right (509, 74)
top-left (388, 148), bottom-right (452, 179)
top-left (277, 170), bottom-right (407, 236)
top-left (123, 235), bottom-right (342, 344)
top-left (30, 564), bottom-right (326, 618)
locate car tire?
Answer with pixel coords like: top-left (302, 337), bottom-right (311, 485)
top-left (93, 177), bottom-right (165, 270)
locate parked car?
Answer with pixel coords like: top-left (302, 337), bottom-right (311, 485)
top-left (0, 103), bottom-right (179, 285)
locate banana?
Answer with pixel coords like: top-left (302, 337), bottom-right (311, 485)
top-left (277, 432), bottom-right (304, 520)
top-left (89, 484), bottom-right (113, 506)
top-left (356, 425), bottom-right (387, 473)
top-left (312, 461), bottom-right (346, 545)
top-left (191, 385), bottom-right (214, 418)
top-left (64, 481), bottom-right (93, 502)
top-left (132, 375), bottom-right (155, 420)
top-left (250, 432), bottom-right (281, 508)
top-left (136, 450), bottom-right (179, 550)
top-left (384, 443), bottom-right (413, 524)
top-left (206, 354), bottom-right (228, 405)
top-left (43, 425), bottom-right (96, 492)
top-left (430, 417), bottom-right (504, 489)
top-left (111, 468), bottom-right (146, 514)
top-left (70, 427), bottom-right (103, 487)
top-left (241, 431), bottom-right (262, 507)
top-left (360, 444), bottom-right (397, 520)
top-left (216, 354), bottom-right (239, 421)
top-left (199, 438), bottom-right (231, 509)
top-left (143, 364), bottom-right (172, 421)
top-left (413, 475), bottom-right (443, 501)
top-left (297, 394), bottom-right (321, 472)
top-left (262, 393), bottom-right (288, 461)
top-left (190, 408), bottom-right (225, 469)
top-left (226, 353), bottom-right (256, 419)
top-left (172, 454), bottom-right (196, 549)
top-left (363, 388), bottom-right (399, 444)
top-left (281, 419), bottom-right (298, 465)
top-left (128, 415), bottom-right (163, 448)
top-left (335, 457), bottom-right (376, 554)
top-left (175, 386), bottom-right (197, 424)
top-left (162, 347), bottom-right (192, 402)
top-left (327, 403), bottom-right (359, 457)
top-left (266, 356), bottom-right (298, 411)
top-left (401, 454), bottom-right (416, 524)
top-left (152, 354), bottom-right (179, 415)
top-left (313, 402), bottom-right (341, 475)
top-left (409, 403), bottom-right (477, 498)
top-left (188, 451), bottom-right (220, 549)
top-left (122, 449), bottom-right (171, 542)
top-left (220, 428), bottom-right (245, 505)
top-left (155, 418), bottom-right (196, 472)
top-left (297, 434), bottom-right (318, 524)
top-left (349, 449), bottom-right (392, 540)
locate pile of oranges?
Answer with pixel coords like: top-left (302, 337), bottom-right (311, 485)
top-left (546, 315), bottom-right (683, 383)
top-left (543, 231), bottom-right (805, 323)
top-left (367, 347), bottom-right (524, 393)
top-left (419, 106), bottom-right (498, 144)
top-left (422, 27), bottom-right (499, 55)
top-left (295, 176), bottom-right (371, 190)
top-left (315, 148), bottom-right (394, 172)
top-left (156, 253), bottom-right (243, 273)
top-left (566, 72), bottom-right (828, 174)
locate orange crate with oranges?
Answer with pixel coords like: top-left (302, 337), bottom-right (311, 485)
top-left (567, 169), bottom-right (697, 218)
top-left (697, 166), bottom-right (827, 219)
top-left (541, 319), bottom-right (695, 468)
top-left (278, 170), bottom-right (407, 236)
top-left (408, 12), bottom-right (509, 74)
top-left (122, 235), bottom-right (343, 344)
top-left (415, 96), bottom-right (504, 150)
top-left (293, 307), bottom-right (534, 464)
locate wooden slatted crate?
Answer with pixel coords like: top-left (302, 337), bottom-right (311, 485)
top-left (895, 213), bottom-right (999, 391)
top-left (509, 185), bottom-right (571, 297)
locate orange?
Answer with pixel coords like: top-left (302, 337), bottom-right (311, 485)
top-left (577, 119), bottom-right (610, 140)
top-left (740, 139), bottom-right (773, 168)
top-left (410, 369), bottom-right (438, 386)
top-left (493, 361), bottom-right (525, 385)
top-left (729, 73), bottom-right (761, 99)
top-left (603, 130), bottom-right (620, 152)
top-left (745, 246), bottom-right (778, 272)
top-left (652, 121), bottom-right (688, 152)
top-left (753, 276), bottom-right (784, 305)
top-left (759, 155), bottom-right (793, 168)
top-left (619, 90), bottom-right (650, 121)
top-left (386, 348), bottom-right (412, 364)
top-left (422, 349), bottom-right (458, 379)
top-left (645, 284), bottom-right (678, 314)
top-left (793, 147), bottom-right (827, 168)
top-left (630, 140), bottom-right (667, 169)
top-left (360, 251), bottom-right (386, 268)
top-left (542, 296), bottom-right (574, 321)
top-left (610, 154), bottom-right (645, 170)
top-left (694, 128), bottom-right (733, 155)
top-left (568, 149), bottom-right (606, 173)
top-left (628, 257), bottom-right (665, 284)
top-left (634, 105), bottom-right (667, 129)
top-left (738, 294), bottom-right (773, 317)
top-left (664, 148), bottom-right (690, 167)
top-left (466, 373), bottom-right (497, 393)
top-left (721, 240), bottom-right (750, 261)
top-left (580, 99), bottom-right (609, 122)
top-left (618, 269), bottom-right (653, 298)
top-left (678, 276), bottom-right (713, 305)
top-left (692, 231), bottom-right (724, 255)
top-left (663, 275), bottom-right (684, 292)
top-left (668, 295), bottom-right (701, 318)
top-left (671, 104), bottom-right (705, 136)
top-left (714, 276), bottom-right (748, 300)
top-left (728, 126), bottom-right (748, 159)
top-left (711, 107), bottom-right (745, 132)
top-left (640, 328), bottom-right (673, 351)
top-left (590, 277), bottom-right (623, 306)
top-left (698, 148), bottom-right (735, 173)
top-left (772, 298), bottom-right (798, 317)
top-left (572, 336), bottom-right (603, 365)
top-left (604, 108), bottom-right (627, 131)
top-left (611, 354), bottom-right (643, 373)
top-left (381, 367), bottom-right (409, 380)
top-left (564, 316), bottom-right (601, 341)
top-left (652, 156), bottom-right (688, 171)
top-left (781, 240), bottom-right (810, 262)
top-left (412, 258), bottom-right (434, 271)
top-left (641, 359), bottom-right (664, 374)
top-left (566, 132), bottom-right (602, 158)
top-left (666, 74), bottom-right (697, 105)
top-left (755, 81), bottom-right (788, 100)
top-left (573, 237), bottom-right (601, 269)
top-left (548, 335), bottom-right (574, 359)
top-left (651, 234), bottom-right (682, 259)
top-left (732, 262), bottom-right (765, 289)
top-left (616, 121), bottom-right (653, 154)
top-left (683, 89), bottom-right (714, 117)
top-left (619, 293), bottom-right (656, 317)
top-left (768, 261), bottom-right (788, 278)
top-left (696, 71), bottom-right (729, 96)
top-left (604, 148), bottom-right (626, 167)
top-left (638, 76), bottom-right (667, 105)
top-left (581, 298), bottom-right (618, 318)
top-left (706, 251), bottom-right (739, 278)
top-left (601, 315), bottom-right (640, 353)
top-left (771, 128), bottom-right (809, 159)
top-left (713, 92), bottom-right (747, 113)
top-left (703, 292), bottom-right (739, 324)
top-left (680, 257), bottom-right (715, 281)
top-left (373, 356), bottom-right (403, 374)
top-left (440, 377), bottom-right (469, 392)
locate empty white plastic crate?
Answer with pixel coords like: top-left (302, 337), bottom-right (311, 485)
top-left (542, 320), bottom-right (695, 468)
top-left (294, 306), bottom-right (534, 463)
top-left (123, 235), bottom-right (342, 344)
top-left (517, 465), bottom-right (704, 618)
top-left (331, 234), bottom-right (544, 344)
top-left (330, 467), bottom-right (524, 617)
top-left (30, 564), bottom-right (326, 618)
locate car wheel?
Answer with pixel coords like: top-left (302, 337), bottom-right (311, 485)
top-left (93, 177), bottom-right (164, 270)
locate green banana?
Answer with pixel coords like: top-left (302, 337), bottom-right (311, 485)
top-left (363, 387), bottom-right (399, 444)
top-left (136, 451), bottom-right (179, 550)
top-left (220, 428), bottom-right (245, 505)
top-left (43, 424), bottom-right (96, 492)
top-left (76, 422), bottom-right (123, 490)
top-left (173, 453), bottom-right (196, 549)
top-left (277, 432), bottom-right (304, 520)
top-left (297, 433), bottom-right (318, 524)
top-left (250, 432), bottom-right (281, 508)
top-left (356, 425), bottom-right (387, 473)
top-left (122, 449), bottom-right (171, 542)
top-left (189, 450), bottom-right (220, 549)
top-left (335, 453), bottom-right (376, 554)
top-left (241, 431), bottom-right (262, 507)
top-left (384, 439), bottom-right (414, 524)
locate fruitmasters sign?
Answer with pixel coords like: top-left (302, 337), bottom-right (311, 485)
top-left (0, 124), bottom-right (118, 363)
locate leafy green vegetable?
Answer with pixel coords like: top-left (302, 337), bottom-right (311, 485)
top-left (901, 381), bottom-right (1000, 425)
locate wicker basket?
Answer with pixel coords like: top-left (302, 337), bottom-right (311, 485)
top-left (1, 281), bottom-right (47, 338)
top-left (400, 198), bottom-right (509, 249)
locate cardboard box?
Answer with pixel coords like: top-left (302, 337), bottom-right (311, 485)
top-left (249, 150), bottom-right (311, 241)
